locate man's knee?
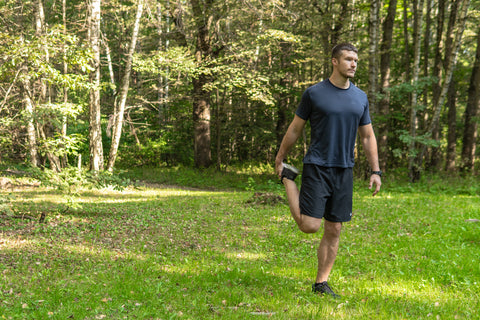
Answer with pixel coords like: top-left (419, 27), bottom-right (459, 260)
top-left (323, 220), bottom-right (342, 238)
top-left (298, 215), bottom-right (323, 233)
top-left (298, 224), bottom-right (320, 234)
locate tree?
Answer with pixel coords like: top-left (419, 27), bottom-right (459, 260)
top-left (416, 0), bottom-right (470, 176)
top-left (106, 0), bottom-right (144, 171)
top-left (368, 0), bottom-right (380, 115)
top-left (407, 0), bottom-right (425, 181)
top-left (312, 0), bottom-right (350, 79)
top-left (377, 0), bottom-right (397, 172)
top-left (445, 79), bottom-right (457, 172)
top-left (88, 0), bottom-right (104, 171)
top-left (190, 0), bottom-right (216, 168)
top-left (461, 25), bottom-right (480, 172)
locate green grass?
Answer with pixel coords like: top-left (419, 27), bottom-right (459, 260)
top-left (0, 167), bottom-right (479, 319)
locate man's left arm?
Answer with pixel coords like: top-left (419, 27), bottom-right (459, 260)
top-left (358, 124), bottom-right (381, 196)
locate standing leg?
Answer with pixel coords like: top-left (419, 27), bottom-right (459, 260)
top-left (312, 220), bottom-right (342, 298)
top-left (315, 220), bottom-right (342, 283)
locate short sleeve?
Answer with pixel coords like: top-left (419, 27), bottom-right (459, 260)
top-left (359, 98), bottom-right (371, 126)
top-left (295, 89), bottom-right (312, 121)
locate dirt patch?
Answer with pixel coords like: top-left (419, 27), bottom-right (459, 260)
top-left (246, 192), bottom-right (285, 206)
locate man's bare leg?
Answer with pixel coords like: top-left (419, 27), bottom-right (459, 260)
top-left (283, 179), bottom-right (322, 233)
top-left (315, 220), bottom-right (342, 283)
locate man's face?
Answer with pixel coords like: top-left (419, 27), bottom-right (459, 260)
top-left (333, 50), bottom-right (358, 79)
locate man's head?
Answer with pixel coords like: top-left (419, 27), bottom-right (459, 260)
top-left (331, 43), bottom-right (358, 60)
top-left (331, 42), bottom-right (358, 80)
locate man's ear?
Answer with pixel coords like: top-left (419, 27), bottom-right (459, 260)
top-left (331, 57), bottom-right (338, 66)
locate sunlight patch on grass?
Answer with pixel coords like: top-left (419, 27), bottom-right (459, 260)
top-left (61, 243), bottom-right (148, 262)
top-left (270, 215), bottom-right (291, 223)
top-left (0, 237), bottom-right (32, 250)
top-left (374, 280), bottom-right (453, 300)
top-left (225, 251), bottom-right (268, 261)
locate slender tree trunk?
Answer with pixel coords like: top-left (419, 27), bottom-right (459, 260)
top-left (157, 0), bottom-right (170, 123)
top-left (35, 0), bottom-right (47, 103)
top-left (312, 0), bottom-right (349, 79)
top-left (432, 0), bottom-right (446, 109)
top-left (377, 0), bottom-right (397, 172)
top-left (61, 0), bottom-right (68, 168)
top-left (276, 41), bottom-right (293, 151)
top-left (18, 7), bottom-right (39, 168)
top-left (416, 0), bottom-right (470, 174)
top-left (368, 0), bottom-right (379, 115)
top-left (422, 0), bottom-right (433, 82)
top-left (106, 0), bottom-right (144, 171)
top-left (445, 79), bottom-right (457, 172)
top-left (427, 0), bottom-right (469, 136)
top-left (88, 0), bottom-right (104, 171)
top-left (190, 0), bottom-right (214, 168)
top-left (428, 0), bottom-right (461, 170)
top-left (20, 71), bottom-right (39, 167)
top-left (402, 0), bottom-right (411, 83)
top-left (408, 0), bottom-right (424, 181)
top-left (103, 36), bottom-right (117, 96)
top-left (461, 26), bottom-right (480, 172)
top-left (36, 0), bottom-right (61, 171)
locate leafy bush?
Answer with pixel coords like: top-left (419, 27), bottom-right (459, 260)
top-left (26, 166), bottom-right (133, 193)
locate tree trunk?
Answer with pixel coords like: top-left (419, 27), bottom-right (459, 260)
top-left (88, 0), bottom-right (104, 171)
top-left (408, 0), bottom-right (424, 181)
top-left (18, 6), bottom-right (40, 168)
top-left (36, 0), bottom-right (61, 172)
top-left (312, 0), bottom-right (349, 79)
top-left (461, 26), bottom-right (480, 172)
top-left (61, 0), bottom-right (68, 168)
top-left (190, 0), bottom-right (214, 168)
top-left (416, 0), bottom-right (470, 174)
top-left (106, 0), bottom-right (144, 172)
top-left (368, 0), bottom-right (380, 115)
top-left (276, 41), bottom-right (293, 151)
top-left (428, 0), bottom-right (460, 170)
top-left (20, 71), bottom-right (39, 167)
top-left (377, 0), bottom-right (397, 172)
top-left (402, 0), bottom-right (411, 83)
top-left (157, 0), bottom-right (171, 123)
top-left (445, 79), bottom-right (457, 172)
top-left (432, 0), bottom-right (446, 109)
top-left (427, 0), bottom-right (469, 139)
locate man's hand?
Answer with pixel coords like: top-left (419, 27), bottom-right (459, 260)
top-left (369, 174), bottom-right (381, 196)
top-left (275, 158), bottom-right (284, 180)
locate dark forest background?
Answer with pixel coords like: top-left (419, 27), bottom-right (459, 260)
top-left (1, 0), bottom-right (479, 182)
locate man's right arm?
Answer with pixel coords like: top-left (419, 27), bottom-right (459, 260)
top-left (275, 115), bottom-right (307, 177)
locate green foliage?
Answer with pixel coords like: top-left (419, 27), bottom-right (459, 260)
top-left (26, 166), bottom-right (132, 194)
top-left (133, 46), bottom-right (196, 78)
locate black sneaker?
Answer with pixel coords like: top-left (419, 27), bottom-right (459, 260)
top-left (312, 282), bottom-right (340, 298)
top-left (281, 162), bottom-right (299, 184)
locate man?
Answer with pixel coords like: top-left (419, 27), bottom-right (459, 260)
top-left (275, 43), bottom-right (382, 298)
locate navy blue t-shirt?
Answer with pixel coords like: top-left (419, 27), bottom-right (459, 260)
top-left (296, 79), bottom-right (371, 168)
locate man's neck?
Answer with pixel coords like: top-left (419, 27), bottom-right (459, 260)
top-left (329, 75), bottom-right (350, 89)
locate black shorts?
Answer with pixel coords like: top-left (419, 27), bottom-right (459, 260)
top-left (299, 164), bottom-right (353, 222)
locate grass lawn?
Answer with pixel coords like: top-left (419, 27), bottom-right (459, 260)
top-left (0, 167), bottom-right (479, 319)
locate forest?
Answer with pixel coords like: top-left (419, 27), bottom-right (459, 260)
top-left (0, 0), bottom-right (479, 181)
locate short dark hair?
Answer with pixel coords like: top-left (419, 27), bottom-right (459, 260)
top-left (331, 43), bottom-right (358, 59)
